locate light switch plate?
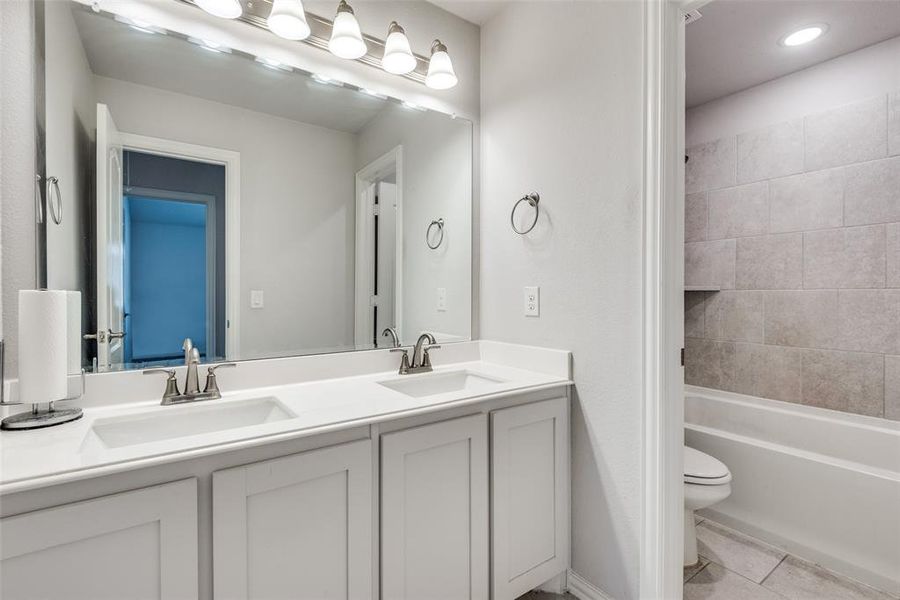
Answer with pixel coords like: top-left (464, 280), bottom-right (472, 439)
top-left (437, 287), bottom-right (447, 311)
top-left (524, 286), bottom-right (540, 317)
top-left (250, 290), bottom-right (264, 309)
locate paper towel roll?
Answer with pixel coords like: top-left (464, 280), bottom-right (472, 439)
top-left (65, 291), bottom-right (82, 375)
top-left (18, 290), bottom-right (68, 404)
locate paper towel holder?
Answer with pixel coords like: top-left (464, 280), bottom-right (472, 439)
top-left (0, 365), bottom-right (86, 431)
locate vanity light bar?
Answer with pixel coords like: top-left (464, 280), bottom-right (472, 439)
top-left (176, 0), bottom-right (433, 85)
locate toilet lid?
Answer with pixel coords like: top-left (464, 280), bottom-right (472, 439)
top-left (684, 446), bottom-right (731, 485)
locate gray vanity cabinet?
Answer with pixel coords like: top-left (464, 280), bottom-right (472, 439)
top-left (0, 479), bottom-right (198, 600)
top-left (380, 413), bottom-right (490, 600)
top-left (491, 397), bottom-right (570, 600)
top-left (211, 439), bottom-right (373, 600)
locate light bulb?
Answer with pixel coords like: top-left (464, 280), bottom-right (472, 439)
top-left (268, 0), bottom-right (310, 40)
top-left (382, 21), bottom-right (416, 74)
top-left (781, 25), bottom-right (826, 47)
top-left (328, 0), bottom-right (367, 60)
top-left (195, 0), bottom-right (242, 19)
top-left (425, 40), bottom-right (457, 90)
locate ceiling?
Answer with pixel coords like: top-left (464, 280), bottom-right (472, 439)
top-left (74, 8), bottom-right (391, 133)
top-left (686, 0), bottom-right (900, 108)
top-left (428, 0), bottom-right (508, 25)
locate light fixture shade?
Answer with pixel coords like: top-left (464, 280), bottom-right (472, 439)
top-left (195, 0), bottom-right (242, 19)
top-left (425, 40), bottom-right (457, 90)
top-left (328, 0), bottom-right (367, 59)
top-left (268, 0), bottom-right (310, 40)
top-left (382, 22), bottom-right (416, 74)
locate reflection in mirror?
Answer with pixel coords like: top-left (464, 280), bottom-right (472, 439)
top-left (44, 2), bottom-right (472, 373)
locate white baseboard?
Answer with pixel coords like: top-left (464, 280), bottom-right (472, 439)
top-left (567, 570), bottom-right (616, 600)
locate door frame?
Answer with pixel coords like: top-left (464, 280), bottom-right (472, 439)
top-left (118, 132), bottom-right (241, 361)
top-left (354, 146), bottom-right (403, 348)
top-left (640, 1), bottom-right (710, 598)
top-left (124, 187), bottom-right (219, 360)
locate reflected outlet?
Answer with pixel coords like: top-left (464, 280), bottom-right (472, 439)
top-left (524, 286), bottom-right (540, 317)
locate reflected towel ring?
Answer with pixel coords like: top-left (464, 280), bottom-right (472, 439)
top-left (511, 192), bottom-right (540, 235)
top-left (47, 176), bottom-right (62, 225)
top-left (426, 218), bottom-right (444, 249)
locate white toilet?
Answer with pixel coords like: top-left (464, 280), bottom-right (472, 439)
top-left (684, 446), bottom-right (732, 566)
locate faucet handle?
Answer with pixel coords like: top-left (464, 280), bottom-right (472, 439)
top-left (422, 344), bottom-right (441, 368)
top-left (143, 368), bottom-right (180, 399)
top-left (390, 347), bottom-right (411, 374)
top-left (204, 362), bottom-right (236, 395)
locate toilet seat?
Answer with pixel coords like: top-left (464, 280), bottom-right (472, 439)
top-left (684, 446), bottom-right (731, 485)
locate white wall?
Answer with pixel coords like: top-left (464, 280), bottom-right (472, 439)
top-left (93, 76), bottom-right (358, 359)
top-left (356, 105), bottom-right (472, 345)
top-left (1, 0), bottom-right (37, 379)
top-left (479, 3), bottom-right (645, 599)
top-left (45, 0), bottom-right (96, 295)
top-left (687, 36), bottom-right (900, 146)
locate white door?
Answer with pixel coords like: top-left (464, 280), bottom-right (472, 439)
top-left (491, 397), bottom-right (570, 600)
top-left (213, 440), bottom-right (373, 600)
top-left (95, 103), bottom-right (125, 369)
top-left (381, 414), bottom-right (489, 600)
top-left (0, 479), bottom-right (198, 600)
top-left (375, 181), bottom-right (397, 345)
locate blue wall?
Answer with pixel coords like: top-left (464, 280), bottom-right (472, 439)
top-left (126, 197), bottom-right (207, 361)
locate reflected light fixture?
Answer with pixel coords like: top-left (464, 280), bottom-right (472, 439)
top-left (113, 15), bottom-right (162, 34)
top-left (425, 39), bottom-right (457, 90)
top-left (781, 24), bottom-right (827, 47)
top-left (255, 56), bottom-right (292, 71)
top-left (268, 0), bottom-right (310, 40)
top-left (195, 0), bottom-right (242, 19)
top-left (188, 36), bottom-right (231, 53)
top-left (328, 0), bottom-right (367, 60)
top-left (382, 21), bottom-right (416, 74)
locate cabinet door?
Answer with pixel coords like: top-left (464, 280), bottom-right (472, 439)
top-left (492, 397), bottom-right (569, 600)
top-left (0, 478), bottom-right (198, 600)
top-left (381, 414), bottom-right (488, 600)
top-left (213, 439), bottom-right (372, 600)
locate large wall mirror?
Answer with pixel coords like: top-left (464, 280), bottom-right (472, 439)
top-left (42, 1), bottom-right (472, 373)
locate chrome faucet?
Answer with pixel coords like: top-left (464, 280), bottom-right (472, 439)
top-left (381, 327), bottom-right (401, 348)
top-left (143, 338), bottom-right (236, 405)
top-left (392, 332), bottom-right (440, 375)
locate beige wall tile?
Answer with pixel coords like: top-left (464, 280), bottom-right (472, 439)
top-left (889, 90), bottom-right (900, 157)
top-left (886, 355), bottom-right (900, 421)
top-left (705, 291), bottom-right (764, 343)
top-left (805, 96), bottom-right (888, 171)
top-left (844, 156), bottom-right (900, 226)
top-left (764, 291), bottom-right (839, 349)
top-left (769, 169), bottom-right (843, 234)
top-left (838, 290), bottom-right (900, 355)
top-left (736, 234), bottom-right (803, 290)
top-left (888, 223), bottom-right (900, 288)
top-left (708, 182), bottom-right (769, 240)
top-left (686, 137), bottom-right (736, 194)
top-left (684, 338), bottom-right (734, 390)
top-left (685, 192), bottom-right (708, 242)
top-left (686, 240), bottom-right (736, 289)
top-left (685, 292), bottom-right (706, 338)
top-left (732, 343), bottom-right (803, 403)
top-left (803, 225), bottom-right (886, 289)
top-left (737, 119), bottom-right (804, 184)
top-left (801, 349), bottom-right (884, 416)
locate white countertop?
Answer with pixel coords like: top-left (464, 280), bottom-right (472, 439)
top-left (0, 342), bottom-right (571, 495)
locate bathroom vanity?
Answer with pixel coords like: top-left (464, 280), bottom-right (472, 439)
top-left (0, 341), bottom-right (571, 600)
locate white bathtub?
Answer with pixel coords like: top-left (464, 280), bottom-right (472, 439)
top-left (684, 385), bottom-right (900, 595)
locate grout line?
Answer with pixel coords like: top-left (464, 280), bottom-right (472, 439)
top-left (760, 555), bottom-right (788, 586)
top-left (684, 561), bottom-right (709, 585)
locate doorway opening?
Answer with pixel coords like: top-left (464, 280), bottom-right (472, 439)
top-left (122, 150), bottom-right (226, 366)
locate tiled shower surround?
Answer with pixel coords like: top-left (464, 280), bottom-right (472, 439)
top-left (684, 92), bottom-right (900, 420)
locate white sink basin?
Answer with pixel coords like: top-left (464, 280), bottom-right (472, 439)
top-left (378, 370), bottom-right (506, 398)
top-left (90, 397), bottom-right (295, 449)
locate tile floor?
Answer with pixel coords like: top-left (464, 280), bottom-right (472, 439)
top-left (684, 516), bottom-right (899, 600)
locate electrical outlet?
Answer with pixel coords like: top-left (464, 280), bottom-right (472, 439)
top-left (250, 290), bottom-right (264, 309)
top-left (437, 287), bottom-right (447, 311)
top-left (524, 286), bottom-right (540, 317)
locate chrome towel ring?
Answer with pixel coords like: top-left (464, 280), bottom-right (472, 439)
top-left (46, 176), bottom-right (62, 225)
top-left (426, 218), bottom-right (445, 249)
top-left (511, 192), bottom-right (540, 235)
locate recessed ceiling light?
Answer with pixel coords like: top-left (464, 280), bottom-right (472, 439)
top-left (255, 57), bottom-right (292, 72)
top-left (781, 25), bottom-right (827, 47)
top-left (187, 37), bottom-right (231, 53)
